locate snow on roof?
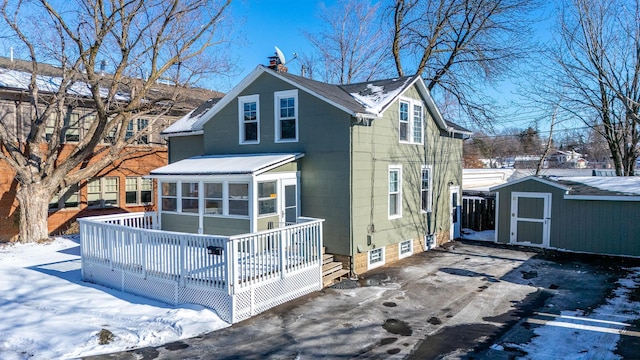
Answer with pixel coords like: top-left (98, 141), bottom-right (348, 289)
top-left (150, 153), bottom-right (303, 176)
top-left (557, 176), bottom-right (640, 196)
top-left (344, 77), bottom-right (414, 114)
top-left (162, 97), bottom-right (221, 135)
top-left (0, 68), bottom-right (129, 100)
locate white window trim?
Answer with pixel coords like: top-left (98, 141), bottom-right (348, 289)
top-left (274, 89), bottom-right (299, 143)
top-left (421, 165), bottom-right (433, 213)
top-left (388, 165), bottom-right (402, 219)
top-left (398, 97), bottom-right (424, 145)
top-left (125, 177), bottom-right (153, 206)
top-left (367, 247), bottom-right (385, 270)
top-left (238, 94), bottom-right (260, 145)
top-left (160, 179), bottom-right (251, 219)
top-left (398, 240), bottom-right (413, 259)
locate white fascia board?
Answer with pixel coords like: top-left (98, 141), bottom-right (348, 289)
top-left (564, 195), bottom-right (640, 202)
top-left (253, 153), bottom-right (305, 176)
top-left (161, 130), bottom-right (204, 139)
top-left (489, 176), bottom-right (571, 192)
top-left (189, 66), bottom-right (269, 131)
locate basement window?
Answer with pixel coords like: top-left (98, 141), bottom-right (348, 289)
top-left (368, 248), bottom-right (385, 270)
top-left (398, 240), bottom-right (413, 259)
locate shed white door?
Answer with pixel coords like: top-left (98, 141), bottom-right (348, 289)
top-left (510, 192), bottom-right (551, 247)
top-left (450, 186), bottom-right (461, 240)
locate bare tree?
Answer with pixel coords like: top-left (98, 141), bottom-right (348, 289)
top-left (301, 0), bottom-right (391, 84)
top-left (551, 0), bottom-right (640, 175)
top-left (0, 0), bottom-right (233, 242)
top-left (390, 0), bottom-right (538, 124)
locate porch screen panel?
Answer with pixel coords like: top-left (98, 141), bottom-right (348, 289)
top-left (229, 183), bottom-right (249, 216)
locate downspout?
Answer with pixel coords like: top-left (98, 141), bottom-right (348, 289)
top-left (349, 115), bottom-right (355, 276)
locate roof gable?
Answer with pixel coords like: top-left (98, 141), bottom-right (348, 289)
top-left (162, 66), bottom-right (469, 137)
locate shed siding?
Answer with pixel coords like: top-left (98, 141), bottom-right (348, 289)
top-left (495, 178), bottom-right (640, 257)
top-left (200, 73), bottom-right (352, 255)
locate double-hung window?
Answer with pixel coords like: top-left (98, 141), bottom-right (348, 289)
top-left (125, 177), bottom-right (153, 205)
top-left (161, 182), bottom-right (177, 211)
top-left (181, 182), bottom-right (199, 213)
top-left (87, 177), bottom-right (119, 208)
top-left (258, 181), bottom-right (277, 215)
top-left (239, 95), bottom-right (259, 144)
top-left (63, 112), bottom-right (81, 143)
top-left (126, 118), bottom-right (149, 144)
top-left (421, 165), bottom-right (432, 212)
top-left (49, 184), bottom-right (80, 210)
top-left (275, 90), bottom-right (298, 142)
top-left (398, 98), bottom-right (424, 144)
top-left (388, 165), bottom-right (402, 218)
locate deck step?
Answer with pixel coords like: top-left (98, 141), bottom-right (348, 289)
top-left (322, 254), bottom-right (333, 264)
top-left (323, 269), bottom-right (350, 287)
top-left (322, 262), bottom-right (343, 277)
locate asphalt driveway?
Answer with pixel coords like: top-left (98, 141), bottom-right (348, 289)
top-left (87, 240), bottom-right (640, 359)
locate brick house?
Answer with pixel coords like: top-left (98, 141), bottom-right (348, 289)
top-left (0, 57), bottom-right (220, 241)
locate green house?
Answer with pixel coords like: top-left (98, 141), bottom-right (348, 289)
top-left (151, 66), bottom-right (470, 275)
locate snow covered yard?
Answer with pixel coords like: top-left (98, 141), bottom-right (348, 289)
top-left (0, 237), bottom-right (229, 359)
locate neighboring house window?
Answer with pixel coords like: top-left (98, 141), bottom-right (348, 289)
top-left (399, 101), bottom-right (409, 141)
top-left (228, 183), bottom-right (249, 216)
top-left (399, 239), bottom-right (413, 259)
top-left (126, 118), bottom-right (149, 144)
top-left (389, 166), bottom-right (402, 218)
top-left (126, 177), bottom-right (153, 205)
top-left (421, 165), bottom-right (432, 212)
top-left (274, 89), bottom-right (298, 142)
top-left (63, 112), bottom-right (80, 143)
top-left (398, 98), bottom-right (424, 144)
top-left (258, 181), bottom-right (277, 215)
top-left (181, 182), bottom-right (199, 213)
top-left (239, 95), bottom-right (259, 144)
top-left (45, 113), bottom-right (56, 141)
top-left (87, 177), bottom-right (119, 208)
top-left (49, 184), bottom-right (80, 210)
top-left (161, 182), bottom-right (177, 211)
top-left (368, 248), bottom-right (385, 270)
top-left (204, 182), bottom-right (223, 215)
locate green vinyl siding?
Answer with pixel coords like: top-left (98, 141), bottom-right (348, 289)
top-left (200, 73), bottom-right (351, 255)
top-left (495, 179), bottom-right (640, 257)
top-left (203, 217), bottom-right (250, 236)
top-left (161, 213), bottom-right (199, 233)
top-left (168, 135), bottom-right (204, 163)
top-left (350, 85), bottom-right (463, 257)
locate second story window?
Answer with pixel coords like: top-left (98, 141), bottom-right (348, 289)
top-left (63, 113), bottom-right (80, 143)
top-left (398, 98), bottom-right (424, 145)
top-left (126, 118), bottom-right (149, 144)
top-left (238, 95), bottom-right (260, 144)
top-left (274, 89), bottom-right (298, 142)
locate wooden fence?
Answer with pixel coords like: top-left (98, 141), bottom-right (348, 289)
top-left (462, 196), bottom-right (495, 231)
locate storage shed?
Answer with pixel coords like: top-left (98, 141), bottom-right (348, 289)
top-left (490, 176), bottom-right (640, 257)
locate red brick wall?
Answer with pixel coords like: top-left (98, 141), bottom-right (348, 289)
top-left (0, 145), bottom-right (168, 242)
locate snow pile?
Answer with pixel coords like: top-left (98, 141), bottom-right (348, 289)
top-left (0, 237), bottom-right (229, 359)
top-left (500, 267), bottom-right (640, 359)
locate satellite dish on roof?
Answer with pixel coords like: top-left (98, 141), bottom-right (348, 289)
top-left (275, 46), bottom-right (286, 65)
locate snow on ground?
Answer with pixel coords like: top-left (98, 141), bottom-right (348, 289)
top-left (503, 268), bottom-right (640, 359)
top-left (0, 237), bottom-right (229, 360)
top-left (461, 229), bottom-right (495, 242)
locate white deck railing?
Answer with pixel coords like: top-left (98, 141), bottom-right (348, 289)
top-left (79, 212), bottom-right (324, 323)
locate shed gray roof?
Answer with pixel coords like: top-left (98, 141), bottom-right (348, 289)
top-left (490, 175), bottom-right (640, 199)
top-left (162, 66), bottom-right (469, 137)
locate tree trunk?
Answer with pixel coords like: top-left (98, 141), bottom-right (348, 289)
top-left (15, 183), bottom-right (51, 243)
